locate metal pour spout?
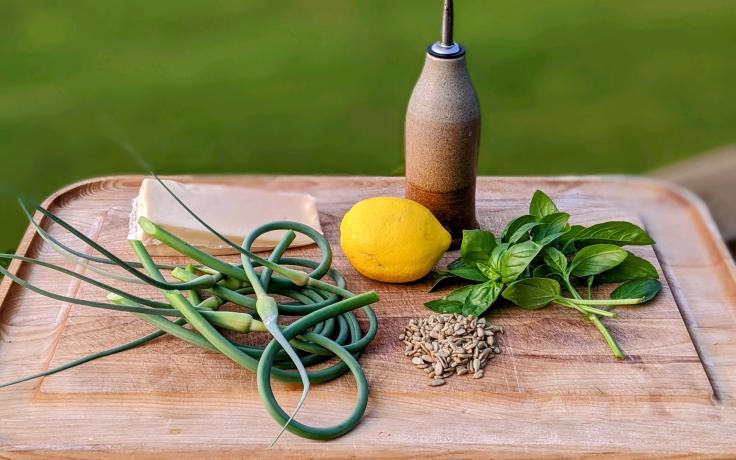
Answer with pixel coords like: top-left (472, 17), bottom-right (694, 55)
top-left (441, 0), bottom-right (454, 46)
top-left (429, 0), bottom-right (464, 58)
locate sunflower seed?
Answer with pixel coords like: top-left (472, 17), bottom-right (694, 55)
top-left (403, 314), bottom-right (502, 384)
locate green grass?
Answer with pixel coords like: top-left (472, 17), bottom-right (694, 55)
top-left (1, 0), bottom-right (735, 249)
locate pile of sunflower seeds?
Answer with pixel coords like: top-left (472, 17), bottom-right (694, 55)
top-left (401, 313), bottom-right (502, 387)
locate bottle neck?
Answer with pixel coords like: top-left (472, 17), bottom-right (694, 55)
top-left (428, 42), bottom-right (465, 59)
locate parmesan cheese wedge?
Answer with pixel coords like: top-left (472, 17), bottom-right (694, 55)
top-left (128, 179), bottom-right (322, 256)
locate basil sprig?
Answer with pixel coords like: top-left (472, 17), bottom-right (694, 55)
top-left (425, 190), bottom-right (662, 359)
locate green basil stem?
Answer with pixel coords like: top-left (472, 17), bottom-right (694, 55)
top-left (570, 298), bottom-right (643, 306)
top-left (589, 315), bottom-right (623, 360)
top-left (557, 299), bottom-right (616, 318)
top-left (563, 277), bottom-right (624, 359)
top-left (582, 306), bottom-right (616, 318)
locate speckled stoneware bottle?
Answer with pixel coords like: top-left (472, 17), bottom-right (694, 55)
top-left (405, 0), bottom-right (480, 244)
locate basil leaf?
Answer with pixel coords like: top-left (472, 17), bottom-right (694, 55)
top-left (476, 262), bottom-right (499, 281)
top-left (501, 215), bottom-right (537, 243)
top-left (595, 253), bottom-right (659, 283)
top-left (461, 229), bottom-right (497, 266)
top-left (502, 277), bottom-right (561, 309)
top-left (447, 257), bottom-right (465, 270)
top-left (537, 231), bottom-right (570, 247)
top-left (569, 244), bottom-right (628, 277)
top-left (532, 264), bottom-right (555, 278)
top-left (488, 242), bottom-right (509, 275)
top-left (448, 266), bottom-right (488, 282)
top-left (444, 257), bottom-right (489, 281)
top-left (575, 221), bottom-right (655, 246)
top-left (559, 224), bottom-right (585, 254)
top-left (533, 212), bottom-right (570, 243)
top-left (446, 284), bottom-right (478, 303)
top-left (543, 246), bottom-right (568, 275)
top-left (425, 299), bottom-right (464, 314)
top-left (529, 190), bottom-right (559, 219)
top-left (462, 280), bottom-right (503, 317)
top-left (508, 221), bottom-right (541, 244)
top-left (428, 272), bottom-right (459, 292)
top-left (610, 279), bottom-right (662, 303)
top-left (500, 240), bottom-right (544, 283)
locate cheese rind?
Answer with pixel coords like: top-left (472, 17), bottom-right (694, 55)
top-left (128, 179), bottom-right (322, 255)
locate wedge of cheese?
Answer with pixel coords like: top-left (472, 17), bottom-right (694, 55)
top-left (128, 179), bottom-right (322, 256)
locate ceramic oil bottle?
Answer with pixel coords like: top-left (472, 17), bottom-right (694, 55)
top-left (405, 0), bottom-right (481, 244)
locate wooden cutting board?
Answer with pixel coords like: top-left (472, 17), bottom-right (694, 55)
top-left (1, 176), bottom-right (735, 458)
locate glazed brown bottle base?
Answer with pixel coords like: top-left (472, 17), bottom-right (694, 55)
top-left (406, 181), bottom-right (478, 248)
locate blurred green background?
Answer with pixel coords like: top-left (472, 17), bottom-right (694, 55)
top-left (1, 0), bottom-right (735, 250)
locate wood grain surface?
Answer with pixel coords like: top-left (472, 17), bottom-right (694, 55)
top-left (0, 175), bottom-right (735, 458)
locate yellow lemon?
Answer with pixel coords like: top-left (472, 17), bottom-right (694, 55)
top-left (340, 197), bottom-right (451, 283)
